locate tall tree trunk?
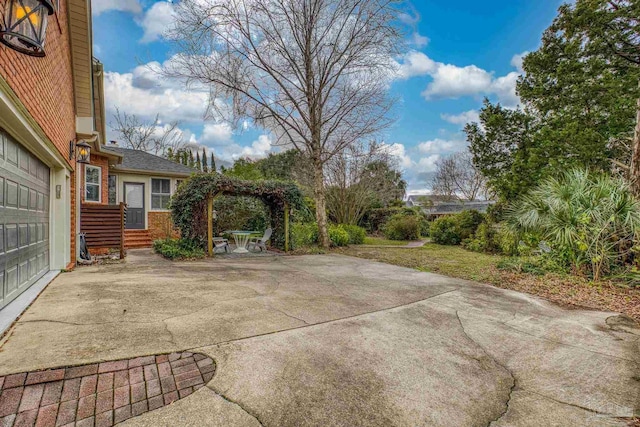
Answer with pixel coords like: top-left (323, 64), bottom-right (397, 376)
top-left (313, 157), bottom-right (330, 248)
top-left (631, 80), bottom-right (640, 197)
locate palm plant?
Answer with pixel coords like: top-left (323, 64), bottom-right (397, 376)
top-left (506, 169), bottom-right (640, 280)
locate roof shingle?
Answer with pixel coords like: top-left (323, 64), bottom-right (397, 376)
top-left (102, 146), bottom-right (193, 176)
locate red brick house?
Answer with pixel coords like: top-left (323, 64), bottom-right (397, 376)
top-left (76, 62), bottom-right (192, 251)
top-left (99, 145), bottom-right (191, 247)
top-left (0, 0), bottom-right (193, 327)
top-left (0, 0), bottom-right (100, 323)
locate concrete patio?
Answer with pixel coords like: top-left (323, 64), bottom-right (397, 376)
top-left (0, 250), bottom-right (637, 426)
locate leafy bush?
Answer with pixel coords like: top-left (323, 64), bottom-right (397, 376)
top-left (213, 195), bottom-right (269, 237)
top-left (383, 214), bottom-right (421, 240)
top-left (340, 224), bottom-right (366, 244)
top-left (430, 210), bottom-right (484, 246)
top-left (291, 222), bottom-right (319, 248)
top-left (463, 222), bottom-right (499, 253)
top-left (291, 223), bottom-right (356, 247)
top-left (455, 210), bottom-right (485, 240)
top-left (506, 169), bottom-right (640, 280)
top-left (463, 223), bottom-right (524, 256)
top-left (419, 218), bottom-right (430, 237)
top-left (430, 216), bottom-right (461, 245)
top-left (362, 207), bottom-right (402, 233)
top-left (362, 207), bottom-right (426, 234)
top-left (328, 224), bottom-right (350, 247)
top-left (153, 238), bottom-right (206, 260)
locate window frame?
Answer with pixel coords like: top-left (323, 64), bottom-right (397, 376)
top-left (151, 178), bottom-right (172, 211)
top-left (108, 174), bottom-right (117, 205)
top-left (84, 165), bottom-right (101, 203)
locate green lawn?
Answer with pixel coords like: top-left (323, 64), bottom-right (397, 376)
top-left (333, 243), bottom-right (640, 321)
top-left (342, 243), bottom-right (504, 282)
top-left (362, 236), bottom-right (415, 246)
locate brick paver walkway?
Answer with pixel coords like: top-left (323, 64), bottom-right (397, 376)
top-left (0, 352), bottom-right (215, 427)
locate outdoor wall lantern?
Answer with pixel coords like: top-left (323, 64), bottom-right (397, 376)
top-left (0, 0), bottom-right (55, 57)
top-left (69, 140), bottom-right (91, 164)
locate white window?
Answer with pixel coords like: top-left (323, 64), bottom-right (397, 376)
top-left (151, 178), bottom-right (171, 210)
top-left (85, 165), bottom-right (101, 202)
top-left (108, 175), bottom-right (117, 205)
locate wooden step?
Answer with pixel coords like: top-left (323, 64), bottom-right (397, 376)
top-left (124, 229), bottom-right (153, 248)
top-left (125, 242), bottom-right (153, 249)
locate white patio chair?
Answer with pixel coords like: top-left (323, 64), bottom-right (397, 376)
top-left (213, 237), bottom-right (230, 253)
top-left (247, 228), bottom-right (272, 252)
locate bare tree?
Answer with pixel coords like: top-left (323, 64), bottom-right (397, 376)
top-left (165, 0), bottom-right (404, 247)
top-left (110, 108), bottom-right (185, 157)
top-left (432, 151), bottom-right (490, 201)
top-left (325, 142), bottom-right (392, 225)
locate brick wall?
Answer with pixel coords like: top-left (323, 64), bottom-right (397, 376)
top-left (148, 212), bottom-right (179, 241)
top-left (0, 5), bottom-right (76, 167)
top-left (81, 154), bottom-right (109, 204)
top-left (0, 1), bottom-right (77, 266)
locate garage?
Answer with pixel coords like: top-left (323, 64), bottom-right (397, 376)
top-left (0, 130), bottom-right (50, 310)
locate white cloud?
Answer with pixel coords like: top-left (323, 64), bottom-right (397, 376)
top-left (384, 142), bottom-right (413, 170)
top-left (92, 0), bottom-right (141, 15)
top-left (489, 71), bottom-right (520, 108)
top-left (240, 135), bottom-right (273, 158)
top-left (398, 12), bottom-right (420, 26)
top-left (411, 32), bottom-right (429, 48)
top-left (510, 51), bottom-right (529, 73)
top-left (104, 70), bottom-right (209, 123)
top-left (188, 133), bottom-right (274, 163)
top-left (394, 51), bottom-right (524, 107)
top-left (200, 123), bottom-right (234, 145)
top-left (138, 1), bottom-right (176, 43)
top-left (440, 110), bottom-right (480, 126)
top-left (416, 154), bottom-right (440, 172)
top-left (395, 51), bottom-right (438, 79)
top-left (421, 63), bottom-right (493, 99)
top-left (417, 138), bottom-right (462, 154)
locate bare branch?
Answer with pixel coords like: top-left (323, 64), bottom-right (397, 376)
top-left (109, 107), bottom-right (185, 157)
top-left (432, 151), bottom-right (490, 201)
top-left (164, 0), bottom-right (406, 246)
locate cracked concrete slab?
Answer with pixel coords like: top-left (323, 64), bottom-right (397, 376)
top-left (490, 390), bottom-right (629, 426)
top-left (0, 250), bottom-right (637, 426)
top-left (195, 301), bottom-right (516, 427)
top-left (120, 386), bottom-right (262, 427)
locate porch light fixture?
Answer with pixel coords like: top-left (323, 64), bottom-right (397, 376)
top-left (0, 0), bottom-right (54, 57)
top-left (69, 140), bottom-right (91, 164)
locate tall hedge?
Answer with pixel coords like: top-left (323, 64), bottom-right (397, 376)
top-left (170, 174), bottom-right (304, 250)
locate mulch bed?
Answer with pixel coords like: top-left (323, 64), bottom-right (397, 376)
top-left (490, 269), bottom-right (640, 322)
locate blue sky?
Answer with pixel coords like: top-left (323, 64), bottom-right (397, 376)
top-left (91, 0), bottom-right (565, 191)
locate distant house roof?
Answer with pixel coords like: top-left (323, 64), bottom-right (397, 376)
top-left (406, 194), bottom-right (457, 207)
top-left (422, 200), bottom-right (496, 215)
top-left (406, 195), bottom-right (495, 215)
top-left (102, 146), bottom-right (193, 177)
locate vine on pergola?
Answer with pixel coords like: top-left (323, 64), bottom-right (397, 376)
top-left (171, 174), bottom-right (304, 251)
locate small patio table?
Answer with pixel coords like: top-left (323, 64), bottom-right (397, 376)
top-left (226, 230), bottom-right (257, 253)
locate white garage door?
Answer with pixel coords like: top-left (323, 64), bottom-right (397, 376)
top-left (0, 130), bottom-right (50, 310)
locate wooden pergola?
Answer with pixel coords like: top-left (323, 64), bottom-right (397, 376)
top-left (206, 193), bottom-right (290, 256)
top-left (170, 174), bottom-right (303, 255)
